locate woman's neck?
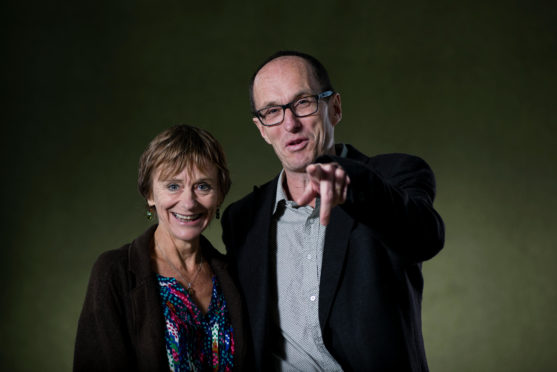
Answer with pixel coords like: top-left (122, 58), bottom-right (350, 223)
top-left (153, 227), bottom-right (201, 272)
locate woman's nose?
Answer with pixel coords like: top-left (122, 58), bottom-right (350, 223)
top-left (180, 190), bottom-right (198, 209)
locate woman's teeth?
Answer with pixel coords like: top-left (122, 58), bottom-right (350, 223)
top-left (172, 212), bottom-right (201, 222)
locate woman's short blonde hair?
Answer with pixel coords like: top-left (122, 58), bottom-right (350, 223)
top-left (138, 125), bottom-right (231, 205)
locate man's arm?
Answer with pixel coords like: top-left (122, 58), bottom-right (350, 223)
top-left (299, 153), bottom-right (444, 263)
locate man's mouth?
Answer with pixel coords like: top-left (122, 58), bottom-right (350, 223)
top-left (286, 138), bottom-right (309, 151)
top-left (172, 212), bottom-right (202, 222)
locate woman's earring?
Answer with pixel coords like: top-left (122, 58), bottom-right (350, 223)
top-left (216, 208), bottom-right (220, 220)
top-left (146, 206), bottom-right (154, 221)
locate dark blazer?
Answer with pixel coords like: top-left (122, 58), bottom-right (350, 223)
top-left (73, 225), bottom-right (250, 371)
top-left (222, 145), bottom-right (445, 371)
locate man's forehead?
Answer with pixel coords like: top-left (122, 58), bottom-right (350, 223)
top-left (256, 56), bottom-right (313, 82)
top-left (253, 56), bottom-right (319, 104)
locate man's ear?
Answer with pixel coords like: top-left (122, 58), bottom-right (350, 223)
top-left (253, 117), bottom-right (272, 145)
top-left (329, 93), bottom-right (342, 127)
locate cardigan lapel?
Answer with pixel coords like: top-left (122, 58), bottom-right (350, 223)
top-left (203, 236), bottom-right (249, 370)
top-left (127, 225), bottom-right (168, 371)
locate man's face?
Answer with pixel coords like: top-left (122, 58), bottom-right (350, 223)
top-left (252, 56), bottom-right (342, 174)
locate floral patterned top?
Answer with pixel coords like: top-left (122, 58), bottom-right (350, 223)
top-left (157, 274), bottom-right (235, 371)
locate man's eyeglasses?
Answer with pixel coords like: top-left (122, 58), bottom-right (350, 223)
top-left (254, 90), bottom-right (334, 127)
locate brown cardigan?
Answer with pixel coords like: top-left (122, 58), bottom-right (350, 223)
top-left (73, 225), bottom-right (251, 371)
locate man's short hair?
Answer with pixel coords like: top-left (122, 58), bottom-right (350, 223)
top-left (248, 50), bottom-right (335, 113)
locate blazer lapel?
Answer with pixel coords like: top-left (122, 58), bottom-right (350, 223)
top-left (318, 145), bottom-right (368, 330)
top-left (319, 204), bottom-right (355, 329)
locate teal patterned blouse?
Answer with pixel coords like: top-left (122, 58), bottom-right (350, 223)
top-left (157, 274), bottom-right (235, 371)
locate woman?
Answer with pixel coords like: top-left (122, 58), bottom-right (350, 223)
top-left (74, 125), bottom-right (249, 371)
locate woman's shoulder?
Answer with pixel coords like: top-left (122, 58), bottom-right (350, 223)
top-left (92, 244), bottom-right (131, 272)
top-left (86, 244), bottom-right (133, 291)
top-left (91, 225), bottom-right (156, 277)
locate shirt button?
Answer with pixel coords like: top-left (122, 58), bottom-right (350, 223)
top-left (307, 254), bottom-right (312, 260)
top-left (310, 295), bottom-right (316, 302)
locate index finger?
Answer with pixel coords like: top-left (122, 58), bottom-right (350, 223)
top-left (318, 168), bottom-right (335, 226)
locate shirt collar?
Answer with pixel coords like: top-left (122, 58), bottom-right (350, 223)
top-left (273, 170), bottom-right (288, 214)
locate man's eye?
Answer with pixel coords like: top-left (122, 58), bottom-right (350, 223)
top-left (262, 107), bottom-right (281, 117)
top-left (296, 97), bottom-right (312, 106)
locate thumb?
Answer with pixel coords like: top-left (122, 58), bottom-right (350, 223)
top-left (296, 181), bottom-right (317, 206)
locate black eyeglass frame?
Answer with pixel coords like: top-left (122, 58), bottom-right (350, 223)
top-left (253, 90), bottom-right (335, 127)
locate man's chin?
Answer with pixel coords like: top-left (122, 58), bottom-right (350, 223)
top-left (280, 151), bottom-right (318, 173)
top-left (283, 160), bottom-right (313, 174)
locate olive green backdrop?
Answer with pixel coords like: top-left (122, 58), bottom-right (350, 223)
top-left (3, 1), bottom-right (556, 371)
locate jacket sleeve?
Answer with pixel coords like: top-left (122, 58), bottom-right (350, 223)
top-left (73, 250), bottom-right (136, 372)
top-left (317, 153), bottom-right (445, 263)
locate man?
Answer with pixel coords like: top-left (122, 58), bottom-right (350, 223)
top-left (222, 51), bottom-right (445, 371)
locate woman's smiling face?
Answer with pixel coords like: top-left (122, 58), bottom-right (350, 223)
top-left (148, 164), bottom-right (220, 245)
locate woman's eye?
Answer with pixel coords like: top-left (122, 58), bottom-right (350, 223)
top-left (196, 182), bottom-right (212, 192)
top-left (167, 183), bottom-right (179, 191)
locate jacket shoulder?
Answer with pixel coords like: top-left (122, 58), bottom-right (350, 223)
top-left (327, 145), bottom-right (431, 171)
top-left (224, 177), bottom-right (276, 216)
top-left (369, 152), bottom-right (432, 169)
top-left (221, 177), bottom-right (277, 254)
top-left (370, 152), bottom-right (436, 191)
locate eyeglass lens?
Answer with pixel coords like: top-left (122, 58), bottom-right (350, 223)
top-left (258, 96), bottom-right (318, 125)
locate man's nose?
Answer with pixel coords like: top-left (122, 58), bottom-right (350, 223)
top-left (282, 107), bottom-right (301, 132)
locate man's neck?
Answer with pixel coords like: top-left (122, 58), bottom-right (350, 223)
top-left (281, 145), bottom-right (338, 206)
top-left (282, 169), bottom-right (314, 206)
